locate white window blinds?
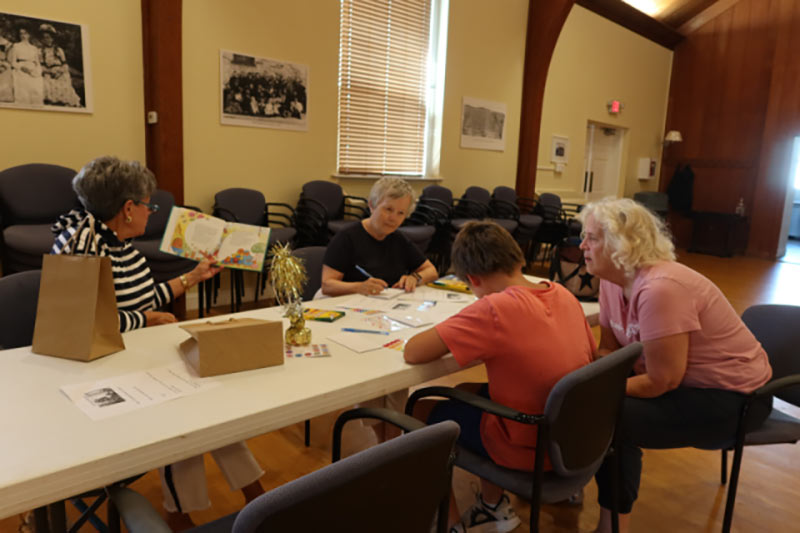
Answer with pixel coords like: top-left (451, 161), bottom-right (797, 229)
top-left (338, 0), bottom-right (432, 176)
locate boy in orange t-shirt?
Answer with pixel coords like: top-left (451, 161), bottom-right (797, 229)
top-left (405, 221), bottom-right (595, 533)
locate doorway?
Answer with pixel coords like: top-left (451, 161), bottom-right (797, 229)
top-left (583, 122), bottom-right (625, 201)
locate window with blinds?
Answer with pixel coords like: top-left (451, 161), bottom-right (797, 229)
top-left (338, 0), bottom-right (433, 177)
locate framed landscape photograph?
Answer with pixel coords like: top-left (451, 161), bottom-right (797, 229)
top-left (220, 49), bottom-right (308, 131)
top-left (0, 11), bottom-right (92, 113)
top-left (460, 96), bottom-right (506, 151)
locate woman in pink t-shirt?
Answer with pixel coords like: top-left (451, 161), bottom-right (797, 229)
top-left (577, 198), bottom-right (772, 533)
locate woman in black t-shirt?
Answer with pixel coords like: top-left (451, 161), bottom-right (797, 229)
top-left (321, 177), bottom-right (437, 296)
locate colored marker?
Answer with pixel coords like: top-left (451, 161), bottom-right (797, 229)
top-left (341, 327), bottom-right (389, 335)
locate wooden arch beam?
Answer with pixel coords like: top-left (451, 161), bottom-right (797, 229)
top-left (515, 0), bottom-right (575, 199)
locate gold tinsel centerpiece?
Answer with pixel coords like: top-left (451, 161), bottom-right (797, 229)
top-left (268, 242), bottom-right (311, 346)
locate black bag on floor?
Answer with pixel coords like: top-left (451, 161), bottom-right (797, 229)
top-left (549, 238), bottom-right (599, 301)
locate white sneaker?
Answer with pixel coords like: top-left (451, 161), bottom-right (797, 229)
top-left (461, 492), bottom-right (521, 532)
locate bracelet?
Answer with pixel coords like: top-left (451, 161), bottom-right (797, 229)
top-left (412, 272), bottom-right (422, 282)
top-left (180, 274), bottom-right (189, 289)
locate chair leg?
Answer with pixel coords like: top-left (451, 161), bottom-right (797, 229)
top-left (721, 449), bottom-right (728, 485)
top-left (33, 507), bottom-right (50, 532)
top-left (304, 419), bottom-right (311, 447)
top-left (722, 442), bottom-right (745, 533)
top-left (108, 498), bottom-right (121, 533)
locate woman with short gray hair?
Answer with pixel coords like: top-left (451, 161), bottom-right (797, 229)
top-left (321, 176), bottom-right (437, 296)
top-left (51, 156), bottom-right (265, 528)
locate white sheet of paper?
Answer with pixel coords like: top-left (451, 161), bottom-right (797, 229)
top-left (369, 288), bottom-right (404, 300)
top-left (327, 332), bottom-right (395, 353)
top-left (400, 285), bottom-right (475, 303)
top-left (383, 310), bottom-right (433, 328)
top-left (339, 296), bottom-right (399, 312)
top-left (60, 363), bottom-right (220, 421)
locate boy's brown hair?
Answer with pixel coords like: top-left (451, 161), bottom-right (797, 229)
top-left (451, 221), bottom-right (524, 280)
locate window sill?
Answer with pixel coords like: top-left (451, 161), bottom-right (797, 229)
top-left (332, 174), bottom-right (443, 182)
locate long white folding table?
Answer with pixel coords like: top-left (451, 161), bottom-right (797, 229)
top-left (0, 281), bottom-right (598, 528)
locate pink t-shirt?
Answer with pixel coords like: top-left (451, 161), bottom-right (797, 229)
top-left (599, 261), bottom-right (771, 393)
top-left (435, 282), bottom-right (596, 471)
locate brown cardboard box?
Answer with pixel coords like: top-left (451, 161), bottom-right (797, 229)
top-left (179, 318), bottom-right (283, 377)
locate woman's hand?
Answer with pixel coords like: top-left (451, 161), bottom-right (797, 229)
top-left (189, 260), bottom-right (222, 286)
top-left (359, 277), bottom-right (388, 296)
top-left (144, 311), bottom-right (177, 326)
top-left (393, 274), bottom-right (419, 292)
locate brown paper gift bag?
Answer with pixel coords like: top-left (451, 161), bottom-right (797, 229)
top-left (32, 223), bottom-right (125, 361)
top-left (179, 318), bottom-right (283, 377)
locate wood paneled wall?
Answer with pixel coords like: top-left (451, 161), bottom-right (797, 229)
top-left (661, 0), bottom-right (800, 258)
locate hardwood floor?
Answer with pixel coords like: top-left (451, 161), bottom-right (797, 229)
top-left (3, 250), bottom-right (800, 532)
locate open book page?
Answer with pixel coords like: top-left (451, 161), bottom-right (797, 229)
top-left (159, 207), bottom-right (270, 272)
top-left (216, 222), bottom-right (270, 271)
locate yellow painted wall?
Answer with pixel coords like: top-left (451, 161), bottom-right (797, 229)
top-left (0, 1), bottom-right (145, 172)
top-left (437, 0), bottom-right (528, 197)
top-left (182, 0), bottom-right (340, 211)
top-left (182, 0), bottom-right (530, 209)
top-left (537, 5), bottom-right (673, 202)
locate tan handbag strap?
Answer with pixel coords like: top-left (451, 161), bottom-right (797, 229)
top-left (62, 215), bottom-right (99, 256)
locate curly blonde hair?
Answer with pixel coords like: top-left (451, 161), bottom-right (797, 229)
top-left (577, 197), bottom-right (675, 278)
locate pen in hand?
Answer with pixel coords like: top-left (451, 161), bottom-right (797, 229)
top-left (355, 265), bottom-right (374, 279)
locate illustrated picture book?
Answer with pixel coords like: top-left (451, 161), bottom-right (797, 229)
top-left (159, 207), bottom-right (271, 272)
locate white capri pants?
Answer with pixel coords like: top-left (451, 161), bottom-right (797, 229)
top-left (159, 441), bottom-right (264, 513)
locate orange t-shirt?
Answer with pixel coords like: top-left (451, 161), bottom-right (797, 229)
top-left (435, 283), bottom-right (596, 471)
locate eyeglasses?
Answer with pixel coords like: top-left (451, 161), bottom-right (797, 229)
top-left (134, 200), bottom-right (159, 213)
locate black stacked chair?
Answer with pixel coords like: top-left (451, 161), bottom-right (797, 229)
top-left (529, 192), bottom-right (571, 266)
top-left (0, 163), bottom-right (80, 275)
top-left (417, 185), bottom-right (455, 274)
top-left (397, 198), bottom-right (438, 255)
top-left (294, 180), bottom-right (368, 247)
top-left (454, 186), bottom-right (519, 236)
top-left (633, 191), bottom-right (669, 218)
top-left (492, 186), bottom-right (543, 258)
top-left (213, 187), bottom-right (297, 312)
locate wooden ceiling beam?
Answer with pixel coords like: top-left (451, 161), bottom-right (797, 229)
top-left (575, 0), bottom-right (685, 49)
top-left (678, 0), bottom-right (744, 35)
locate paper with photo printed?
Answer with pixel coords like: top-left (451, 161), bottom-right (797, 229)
top-left (159, 207), bottom-right (270, 271)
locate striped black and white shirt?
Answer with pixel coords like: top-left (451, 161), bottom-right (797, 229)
top-left (51, 210), bottom-right (173, 332)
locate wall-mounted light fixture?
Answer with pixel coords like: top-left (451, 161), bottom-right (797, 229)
top-left (664, 130), bottom-right (683, 145)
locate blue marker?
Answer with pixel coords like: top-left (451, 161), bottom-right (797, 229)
top-left (341, 327), bottom-right (389, 335)
top-left (355, 265), bottom-right (374, 279)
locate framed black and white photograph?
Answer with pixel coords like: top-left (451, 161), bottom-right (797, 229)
top-left (220, 49), bottom-right (308, 131)
top-left (551, 135), bottom-right (570, 164)
top-left (0, 11), bottom-right (92, 113)
top-left (460, 97), bottom-right (506, 151)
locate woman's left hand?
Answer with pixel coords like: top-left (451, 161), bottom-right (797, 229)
top-left (393, 274), bottom-right (418, 293)
top-left (190, 259), bottom-right (222, 286)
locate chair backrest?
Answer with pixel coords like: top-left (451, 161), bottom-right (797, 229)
top-left (141, 189), bottom-right (176, 239)
top-left (544, 343), bottom-right (642, 477)
top-left (0, 270), bottom-right (41, 349)
top-left (232, 421), bottom-right (459, 533)
top-left (633, 191), bottom-right (669, 215)
top-left (536, 193), bottom-right (563, 222)
top-left (742, 304), bottom-right (800, 406)
top-left (293, 246), bottom-right (326, 302)
top-left (462, 186), bottom-right (491, 205)
top-left (214, 188), bottom-right (266, 225)
top-left (0, 164), bottom-right (78, 227)
top-left (301, 180), bottom-right (344, 220)
top-left (421, 185), bottom-right (453, 207)
top-left (492, 186), bottom-right (517, 205)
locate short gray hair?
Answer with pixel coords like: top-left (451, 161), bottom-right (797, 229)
top-left (368, 177), bottom-right (415, 208)
top-left (576, 197), bottom-right (675, 278)
top-left (73, 156), bottom-right (157, 221)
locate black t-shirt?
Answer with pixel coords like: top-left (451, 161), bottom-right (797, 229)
top-left (323, 222), bottom-right (427, 285)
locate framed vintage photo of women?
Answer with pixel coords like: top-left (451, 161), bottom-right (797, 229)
top-left (220, 49), bottom-right (309, 131)
top-left (0, 11), bottom-right (93, 113)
